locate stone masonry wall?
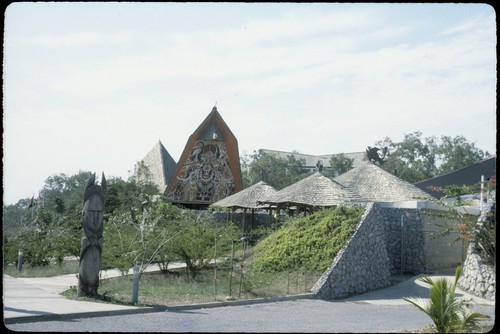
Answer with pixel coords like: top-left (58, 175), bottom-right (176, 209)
top-left (458, 200), bottom-right (496, 301)
top-left (311, 203), bottom-right (468, 300)
top-left (312, 203), bottom-right (392, 299)
top-left (379, 207), bottom-right (426, 275)
top-left (458, 243), bottom-right (495, 300)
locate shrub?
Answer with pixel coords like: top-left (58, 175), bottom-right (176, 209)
top-left (403, 266), bottom-right (489, 333)
top-left (250, 205), bottom-right (364, 273)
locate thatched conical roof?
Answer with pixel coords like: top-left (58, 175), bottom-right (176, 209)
top-left (210, 181), bottom-right (278, 209)
top-left (334, 162), bottom-right (433, 202)
top-left (260, 172), bottom-right (362, 208)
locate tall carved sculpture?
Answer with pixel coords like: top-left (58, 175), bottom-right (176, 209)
top-left (366, 146), bottom-right (388, 165)
top-left (78, 172), bottom-right (106, 297)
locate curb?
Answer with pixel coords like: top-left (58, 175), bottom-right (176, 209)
top-left (165, 292), bottom-right (316, 311)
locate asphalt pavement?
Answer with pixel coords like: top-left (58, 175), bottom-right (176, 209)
top-left (2, 266), bottom-right (496, 332)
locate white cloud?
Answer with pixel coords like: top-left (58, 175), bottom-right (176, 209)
top-left (25, 7), bottom-right (393, 99)
top-left (3, 3), bottom-right (496, 204)
top-left (15, 31), bottom-right (134, 48)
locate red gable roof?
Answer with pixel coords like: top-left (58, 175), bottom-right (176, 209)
top-left (164, 106), bottom-right (242, 208)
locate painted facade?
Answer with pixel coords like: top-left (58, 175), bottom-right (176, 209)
top-left (164, 106), bottom-right (242, 208)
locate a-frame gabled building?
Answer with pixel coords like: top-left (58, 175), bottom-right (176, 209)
top-left (164, 106), bottom-right (242, 209)
top-left (136, 140), bottom-right (177, 194)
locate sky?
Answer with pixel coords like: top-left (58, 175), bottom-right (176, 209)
top-left (2, 2), bottom-right (497, 205)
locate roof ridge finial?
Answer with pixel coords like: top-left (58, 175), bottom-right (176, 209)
top-left (212, 101), bottom-right (217, 112)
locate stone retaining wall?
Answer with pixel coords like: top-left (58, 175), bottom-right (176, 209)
top-left (312, 203), bottom-right (392, 299)
top-left (312, 202), bottom-right (475, 300)
top-left (457, 200), bottom-right (496, 301)
top-left (458, 243), bottom-right (495, 300)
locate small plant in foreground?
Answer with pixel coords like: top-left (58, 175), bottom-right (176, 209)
top-left (403, 266), bottom-right (489, 333)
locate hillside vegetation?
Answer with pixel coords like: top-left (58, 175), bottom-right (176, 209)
top-left (250, 205), bottom-right (365, 273)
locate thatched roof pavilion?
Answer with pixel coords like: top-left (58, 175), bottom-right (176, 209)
top-left (334, 162), bottom-right (433, 202)
top-left (211, 181), bottom-right (278, 232)
top-left (210, 181), bottom-right (278, 210)
top-left (259, 172), bottom-right (363, 211)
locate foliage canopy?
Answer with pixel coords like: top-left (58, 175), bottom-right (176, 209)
top-left (376, 131), bottom-right (487, 183)
top-left (241, 150), bottom-right (309, 189)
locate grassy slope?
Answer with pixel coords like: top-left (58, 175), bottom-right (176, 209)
top-left (250, 205), bottom-right (365, 273)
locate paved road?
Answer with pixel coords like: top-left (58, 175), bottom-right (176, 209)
top-left (4, 270), bottom-right (495, 333)
top-left (4, 299), bottom-right (428, 332)
top-left (5, 298), bottom-right (495, 333)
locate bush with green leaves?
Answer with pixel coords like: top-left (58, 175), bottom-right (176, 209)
top-left (250, 205), bottom-right (365, 273)
top-left (403, 266), bottom-right (489, 333)
top-left (430, 183), bottom-right (496, 267)
top-left (101, 212), bottom-right (138, 274)
top-left (4, 207), bottom-right (82, 268)
top-left (103, 198), bottom-right (194, 276)
top-left (168, 210), bottom-right (240, 279)
top-left (102, 198), bottom-right (240, 279)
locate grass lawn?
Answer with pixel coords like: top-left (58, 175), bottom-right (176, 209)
top-left (3, 260), bottom-right (80, 277)
top-left (60, 264), bottom-right (321, 307)
top-left (4, 257), bottom-right (321, 307)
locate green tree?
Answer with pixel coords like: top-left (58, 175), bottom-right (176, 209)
top-left (375, 132), bottom-right (486, 183)
top-left (103, 196), bottom-right (239, 279)
top-left (102, 211), bottom-right (138, 274)
top-left (9, 171), bottom-right (100, 267)
top-left (105, 176), bottom-right (160, 216)
top-left (168, 210), bottom-right (239, 279)
top-left (4, 205), bottom-right (81, 267)
top-left (432, 135), bottom-right (486, 175)
top-left (329, 153), bottom-right (354, 177)
top-left (403, 266), bottom-right (489, 333)
top-left (2, 199), bottom-right (30, 237)
top-left (103, 194), bottom-right (173, 276)
top-left (3, 170), bottom-right (95, 241)
top-left (241, 150), bottom-right (309, 189)
top-left (376, 131), bottom-right (436, 183)
top-left (3, 171), bottom-right (160, 269)
top-left (41, 171), bottom-right (95, 214)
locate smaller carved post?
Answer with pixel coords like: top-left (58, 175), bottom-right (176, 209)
top-left (225, 241), bottom-right (235, 301)
top-left (131, 263), bottom-right (140, 304)
top-left (17, 250), bottom-right (23, 272)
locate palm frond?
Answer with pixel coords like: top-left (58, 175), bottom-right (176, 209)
top-left (404, 265), bottom-right (489, 333)
top-left (402, 297), bottom-right (431, 315)
top-left (459, 311), bottom-right (490, 332)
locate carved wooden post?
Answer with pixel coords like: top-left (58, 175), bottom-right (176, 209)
top-left (131, 263), bottom-right (140, 304)
top-left (17, 250), bottom-right (23, 272)
top-left (78, 172), bottom-right (106, 298)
